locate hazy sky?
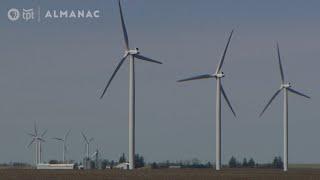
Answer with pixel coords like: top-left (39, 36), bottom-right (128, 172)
top-left (0, 0), bottom-right (319, 164)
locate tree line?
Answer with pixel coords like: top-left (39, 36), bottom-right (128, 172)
top-left (0, 154), bottom-right (284, 170)
top-left (228, 156), bottom-right (283, 169)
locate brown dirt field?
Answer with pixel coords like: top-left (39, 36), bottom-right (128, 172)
top-left (0, 168), bottom-right (320, 180)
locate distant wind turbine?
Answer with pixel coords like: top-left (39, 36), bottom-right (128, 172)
top-left (177, 30), bottom-right (237, 171)
top-left (81, 132), bottom-right (94, 160)
top-left (27, 122), bottom-right (47, 165)
top-left (52, 129), bottom-right (71, 163)
top-left (259, 43), bottom-right (310, 172)
top-left (91, 144), bottom-right (100, 169)
top-left (99, 0), bottom-right (162, 170)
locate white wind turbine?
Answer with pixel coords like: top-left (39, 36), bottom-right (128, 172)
top-left (177, 30), bottom-right (237, 171)
top-left (27, 122), bottom-right (47, 165)
top-left (99, 0), bottom-right (162, 170)
top-left (91, 144), bottom-right (101, 169)
top-left (259, 43), bottom-right (310, 172)
top-left (81, 132), bottom-right (94, 160)
top-left (52, 129), bottom-right (71, 163)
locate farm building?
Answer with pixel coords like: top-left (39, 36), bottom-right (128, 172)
top-left (114, 163), bottom-right (129, 170)
top-left (36, 163), bottom-right (75, 170)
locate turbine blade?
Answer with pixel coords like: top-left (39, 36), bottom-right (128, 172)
top-left (118, 0), bottom-right (129, 50)
top-left (100, 54), bottom-right (128, 99)
top-left (177, 74), bottom-right (214, 82)
top-left (27, 139), bottom-right (35, 148)
top-left (215, 30), bottom-right (234, 74)
top-left (52, 137), bottom-right (63, 141)
top-left (89, 138), bottom-right (94, 143)
top-left (134, 54), bottom-right (162, 64)
top-left (65, 129), bottom-right (71, 140)
top-left (41, 129), bottom-right (48, 137)
top-left (259, 89), bottom-right (282, 117)
top-left (91, 152), bottom-right (97, 157)
top-left (276, 43), bottom-right (285, 83)
top-left (288, 88), bottom-right (310, 99)
top-left (34, 121), bottom-right (38, 136)
top-left (81, 132), bottom-right (89, 143)
top-left (27, 132), bottom-right (35, 137)
top-left (220, 84), bottom-right (237, 118)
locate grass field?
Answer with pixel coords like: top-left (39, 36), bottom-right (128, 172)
top-left (289, 164), bottom-right (320, 169)
top-left (1, 168), bottom-right (320, 180)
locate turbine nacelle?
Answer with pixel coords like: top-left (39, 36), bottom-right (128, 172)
top-left (126, 48), bottom-right (140, 55)
top-left (37, 137), bottom-right (45, 142)
top-left (281, 83), bottom-right (291, 89)
top-left (213, 72), bottom-right (225, 78)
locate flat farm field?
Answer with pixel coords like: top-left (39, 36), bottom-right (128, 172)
top-left (1, 168), bottom-right (320, 180)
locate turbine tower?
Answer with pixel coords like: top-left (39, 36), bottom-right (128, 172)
top-left (259, 43), bottom-right (310, 171)
top-left (27, 122), bottom-right (47, 165)
top-left (81, 132), bottom-right (94, 159)
top-left (100, 0), bottom-right (162, 169)
top-left (53, 129), bottom-right (71, 163)
top-left (177, 30), bottom-right (237, 170)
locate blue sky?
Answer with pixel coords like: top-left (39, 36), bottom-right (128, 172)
top-left (0, 0), bottom-right (319, 164)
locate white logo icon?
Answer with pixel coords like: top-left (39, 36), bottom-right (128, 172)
top-left (22, 9), bottom-right (34, 21)
top-left (8, 8), bottom-right (20, 21)
top-left (7, 7), bottom-right (101, 23)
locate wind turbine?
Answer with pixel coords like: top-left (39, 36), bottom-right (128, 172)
top-left (52, 129), bottom-right (71, 163)
top-left (259, 43), bottom-right (310, 171)
top-left (91, 144), bottom-right (100, 169)
top-left (177, 30), bottom-right (237, 171)
top-left (99, 0), bottom-right (162, 170)
top-left (81, 132), bottom-right (94, 160)
top-left (27, 122), bottom-right (47, 165)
